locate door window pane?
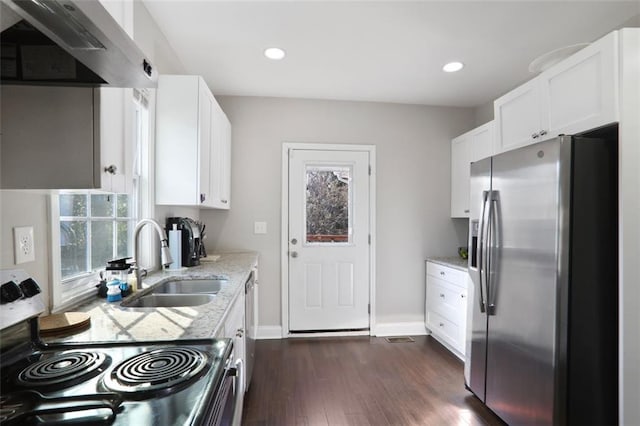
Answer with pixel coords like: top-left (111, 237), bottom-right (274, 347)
top-left (91, 194), bottom-right (114, 217)
top-left (91, 221), bottom-right (114, 270)
top-left (60, 221), bottom-right (87, 279)
top-left (305, 167), bottom-right (351, 244)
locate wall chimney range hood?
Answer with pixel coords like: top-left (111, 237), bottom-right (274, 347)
top-left (1, 0), bottom-right (157, 87)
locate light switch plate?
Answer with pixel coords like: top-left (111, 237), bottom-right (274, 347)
top-left (254, 221), bottom-right (267, 234)
top-left (14, 226), bottom-right (35, 264)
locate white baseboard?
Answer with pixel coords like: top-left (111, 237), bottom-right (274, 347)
top-left (373, 321), bottom-right (429, 337)
top-left (256, 325), bottom-right (283, 340)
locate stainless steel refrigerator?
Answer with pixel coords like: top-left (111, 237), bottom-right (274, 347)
top-left (465, 129), bottom-right (618, 425)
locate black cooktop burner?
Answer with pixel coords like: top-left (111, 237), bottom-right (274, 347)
top-left (17, 352), bottom-right (110, 389)
top-left (104, 347), bottom-right (209, 396)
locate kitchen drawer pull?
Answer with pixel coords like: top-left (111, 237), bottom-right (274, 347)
top-left (439, 322), bottom-right (445, 327)
top-left (222, 200), bottom-right (228, 204)
top-left (532, 132), bottom-right (540, 139)
top-left (440, 271), bottom-right (445, 276)
top-left (539, 129), bottom-right (548, 136)
top-left (439, 293), bottom-right (445, 298)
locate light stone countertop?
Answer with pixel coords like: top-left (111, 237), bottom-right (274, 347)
top-left (43, 252), bottom-right (258, 343)
top-left (426, 256), bottom-right (468, 272)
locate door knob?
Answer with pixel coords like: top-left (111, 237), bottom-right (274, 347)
top-left (290, 251), bottom-right (298, 258)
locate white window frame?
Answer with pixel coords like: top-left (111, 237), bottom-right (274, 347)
top-left (49, 90), bottom-right (150, 313)
top-left (50, 192), bottom-right (135, 312)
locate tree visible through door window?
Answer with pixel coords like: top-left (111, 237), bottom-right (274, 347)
top-left (305, 166), bottom-right (351, 243)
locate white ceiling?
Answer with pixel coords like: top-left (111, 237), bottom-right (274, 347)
top-left (143, 1), bottom-right (640, 108)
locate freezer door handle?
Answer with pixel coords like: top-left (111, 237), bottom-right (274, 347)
top-left (486, 191), bottom-right (499, 316)
top-left (476, 190), bottom-right (489, 313)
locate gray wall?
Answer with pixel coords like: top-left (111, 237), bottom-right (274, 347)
top-left (474, 101), bottom-right (494, 126)
top-left (201, 96), bottom-right (474, 327)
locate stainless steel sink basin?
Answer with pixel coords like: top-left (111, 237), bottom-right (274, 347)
top-left (152, 278), bottom-right (227, 295)
top-left (122, 294), bottom-right (215, 308)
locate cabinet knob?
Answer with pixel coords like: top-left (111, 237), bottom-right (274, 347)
top-left (461, 294), bottom-right (465, 298)
top-left (532, 132), bottom-right (540, 139)
top-left (440, 271), bottom-right (445, 276)
top-left (104, 164), bottom-right (117, 175)
top-left (539, 129), bottom-right (548, 136)
top-left (236, 328), bottom-right (244, 337)
top-left (200, 193), bottom-right (206, 203)
top-left (464, 209), bottom-right (470, 213)
top-left (439, 293), bottom-right (445, 298)
top-left (290, 251), bottom-right (298, 258)
top-left (221, 200), bottom-right (228, 204)
top-left (439, 322), bottom-right (445, 327)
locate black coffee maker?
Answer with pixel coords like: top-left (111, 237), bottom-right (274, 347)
top-left (166, 217), bottom-right (202, 267)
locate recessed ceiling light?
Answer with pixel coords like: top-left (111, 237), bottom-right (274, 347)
top-left (443, 62), bottom-right (464, 73)
top-left (264, 47), bottom-right (286, 60)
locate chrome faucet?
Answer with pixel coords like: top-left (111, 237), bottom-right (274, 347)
top-left (133, 219), bottom-right (173, 288)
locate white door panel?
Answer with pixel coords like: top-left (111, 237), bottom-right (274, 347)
top-left (288, 149), bottom-right (370, 331)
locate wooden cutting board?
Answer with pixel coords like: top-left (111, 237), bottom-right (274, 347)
top-left (39, 312), bottom-right (91, 336)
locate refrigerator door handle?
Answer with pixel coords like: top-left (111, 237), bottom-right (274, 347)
top-left (476, 190), bottom-right (489, 313)
top-left (486, 191), bottom-right (498, 316)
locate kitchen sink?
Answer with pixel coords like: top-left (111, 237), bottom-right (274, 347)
top-left (151, 278), bottom-right (228, 295)
top-left (122, 294), bottom-right (215, 308)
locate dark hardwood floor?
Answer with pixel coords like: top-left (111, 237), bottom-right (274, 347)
top-left (242, 335), bottom-right (505, 426)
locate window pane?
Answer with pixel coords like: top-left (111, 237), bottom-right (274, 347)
top-left (116, 194), bottom-right (130, 218)
top-left (59, 194), bottom-right (86, 217)
top-left (306, 167), bottom-right (351, 244)
top-left (60, 221), bottom-right (87, 279)
top-left (116, 220), bottom-right (131, 258)
top-left (91, 221), bottom-right (113, 270)
top-left (91, 194), bottom-right (114, 217)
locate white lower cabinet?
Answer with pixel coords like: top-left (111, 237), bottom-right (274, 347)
top-left (223, 292), bottom-right (246, 392)
top-left (425, 261), bottom-right (468, 359)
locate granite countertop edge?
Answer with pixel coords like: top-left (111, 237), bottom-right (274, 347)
top-left (44, 251), bottom-right (258, 344)
top-left (426, 256), bottom-right (468, 272)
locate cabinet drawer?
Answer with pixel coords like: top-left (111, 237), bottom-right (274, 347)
top-left (427, 310), bottom-right (462, 351)
top-left (426, 279), bottom-right (459, 322)
top-left (426, 262), bottom-right (466, 287)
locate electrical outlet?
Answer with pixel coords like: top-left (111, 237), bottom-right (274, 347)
top-left (14, 226), bottom-right (35, 264)
top-left (254, 221), bottom-right (267, 234)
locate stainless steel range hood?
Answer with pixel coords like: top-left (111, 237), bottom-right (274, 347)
top-left (1, 0), bottom-right (156, 87)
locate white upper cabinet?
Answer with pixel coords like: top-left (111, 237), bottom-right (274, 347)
top-left (99, 88), bottom-right (131, 194)
top-left (540, 31), bottom-right (618, 137)
top-left (495, 31), bottom-right (618, 154)
top-left (210, 101), bottom-right (232, 209)
top-left (451, 134), bottom-right (471, 218)
top-left (451, 121), bottom-right (493, 218)
top-left (494, 79), bottom-right (543, 154)
top-left (469, 121), bottom-right (494, 163)
top-left (156, 75), bottom-right (232, 209)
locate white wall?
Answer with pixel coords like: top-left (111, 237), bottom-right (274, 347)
top-left (201, 96), bottom-right (474, 327)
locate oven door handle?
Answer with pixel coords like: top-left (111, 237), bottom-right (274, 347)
top-left (231, 358), bottom-right (244, 426)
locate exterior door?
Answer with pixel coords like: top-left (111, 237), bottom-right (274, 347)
top-left (288, 149), bottom-right (370, 331)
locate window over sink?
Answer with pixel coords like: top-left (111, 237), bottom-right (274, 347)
top-left (50, 90), bottom-right (149, 312)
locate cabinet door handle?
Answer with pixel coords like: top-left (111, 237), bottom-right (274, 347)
top-left (464, 209), bottom-right (470, 213)
top-left (532, 132), bottom-right (539, 139)
top-left (200, 193), bottom-right (206, 203)
top-left (222, 200), bottom-right (228, 204)
top-left (539, 129), bottom-right (548, 136)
